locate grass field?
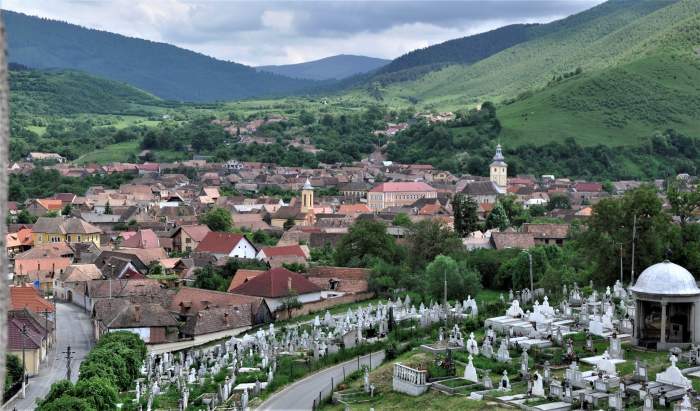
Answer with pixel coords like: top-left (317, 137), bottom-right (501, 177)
top-left (76, 140), bottom-right (140, 164)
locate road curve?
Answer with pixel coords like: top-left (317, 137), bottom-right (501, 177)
top-left (257, 350), bottom-right (385, 411)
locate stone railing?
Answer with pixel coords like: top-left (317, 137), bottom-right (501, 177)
top-left (392, 363), bottom-right (428, 396)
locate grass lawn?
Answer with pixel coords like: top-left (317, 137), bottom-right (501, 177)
top-left (26, 125), bottom-right (47, 136)
top-left (76, 140), bottom-right (140, 164)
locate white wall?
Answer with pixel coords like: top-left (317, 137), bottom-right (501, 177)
top-left (266, 291), bottom-right (323, 312)
top-left (229, 238), bottom-right (257, 259)
top-left (109, 327), bottom-right (152, 343)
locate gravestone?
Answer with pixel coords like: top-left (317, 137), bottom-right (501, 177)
top-left (466, 332), bottom-right (479, 355)
top-left (499, 371), bottom-right (511, 391)
top-left (497, 339), bottom-right (511, 363)
top-left (532, 371), bottom-right (545, 397)
top-left (464, 355), bottom-right (479, 383)
top-left (609, 333), bottom-right (624, 360)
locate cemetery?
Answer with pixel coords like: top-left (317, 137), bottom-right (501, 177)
top-left (118, 260), bottom-right (700, 410)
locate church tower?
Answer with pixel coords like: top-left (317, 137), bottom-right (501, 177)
top-left (490, 144), bottom-right (508, 190)
top-left (301, 178), bottom-right (314, 213)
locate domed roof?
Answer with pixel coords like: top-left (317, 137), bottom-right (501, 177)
top-left (630, 261), bottom-right (700, 296)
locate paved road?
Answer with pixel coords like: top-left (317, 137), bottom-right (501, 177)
top-left (257, 350), bottom-right (385, 411)
top-left (5, 302), bottom-right (94, 411)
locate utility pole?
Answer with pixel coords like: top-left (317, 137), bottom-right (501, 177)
top-left (39, 308), bottom-right (52, 347)
top-left (630, 214), bottom-right (637, 286)
top-left (60, 345), bottom-right (74, 381)
top-left (17, 324), bottom-right (28, 399)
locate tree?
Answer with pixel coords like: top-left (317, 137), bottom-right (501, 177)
top-left (334, 220), bottom-right (401, 267)
top-left (37, 395), bottom-right (96, 411)
top-left (299, 110), bottom-right (315, 126)
top-left (103, 201), bottom-right (112, 215)
top-left (16, 209), bottom-right (37, 224)
top-left (283, 217), bottom-right (296, 231)
top-left (581, 185), bottom-right (670, 284)
top-left (61, 203), bottom-right (72, 216)
top-left (547, 194), bottom-right (571, 210)
top-left (406, 219), bottom-right (463, 271)
top-left (485, 202), bottom-right (510, 231)
top-left (667, 182), bottom-right (700, 226)
top-left (4, 354), bottom-right (22, 388)
top-left (279, 290), bottom-right (302, 319)
top-left (392, 213), bottom-right (412, 227)
top-left (424, 255), bottom-right (482, 301)
top-left (44, 211), bottom-right (59, 218)
top-left (199, 207), bottom-right (233, 232)
top-left (73, 377), bottom-right (117, 411)
top-left (452, 194), bottom-right (479, 237)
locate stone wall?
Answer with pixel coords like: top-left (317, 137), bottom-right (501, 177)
top-left (275, 292), bottom-right (375, 321)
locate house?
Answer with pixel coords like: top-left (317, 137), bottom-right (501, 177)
top-left (7, 308), bottom-right (54, 375)
top-left (461, 180), bottom-right (503, 204)
top-left (171, 225), bottom-right (211, 253)
top-left (13, 256), bottom-right (72, 292)
top-left (339, 182), bottom-right (370, 199)
top-left (6, 227), bottom-right (33, 258)
top-left (120, 229), bottom-right (161, 249)
top-left (227, 269), bottom-right (265, 292)
top-left (229, 267), bottom-right (323, 312)
top-left (32, 217), bottom-right (102, 246)
top-left (195, 232), bottom-right (257, 259)
top-left (337, 204), bottom-right (371, 219)
top-left (26, 199), bottom-right (63, 217)
top-left (10, 285), bottom-right (55, 314)
top-left (270, 206), bottom-right (307, 228)
top-left (490, 231), bottom-right (535, 250)
top-left (256, 244), bottom-right (308, 268)
top-left (92, 299), bottom-right (179, 344)
top-left (54, 264), bottom-right (103, 301)
top-left (367, 182), bottom-right (438, 211)
top-left (170, 287), bottom-right (272, 326)
top-left (522, 223), bottom-right (571, 246)
top-left (78, 279), bottom-right (165, 312)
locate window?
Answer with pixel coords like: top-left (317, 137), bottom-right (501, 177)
top-left (185, 237), bottom-right (191, 243)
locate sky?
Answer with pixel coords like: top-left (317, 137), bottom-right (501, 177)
top-left (4, 0), bottom-right (605, 66)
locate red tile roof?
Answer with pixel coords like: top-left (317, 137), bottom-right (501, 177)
top-left (121, 229), bottom-right (161, 248)
top-left (369, 182), bottom-right (436, 193)
top-left (195, 232), bottom-right (247, 254)
top-left (170, 287), bottom-right (263, 312)
top-left (574, 182), bottom-right (603, 193)
top-left (230, 267), bottom-right (322, 298)
top-left (259, 245), bottom-right (306, 258)
top-left (227, 269), bottom-right (265, 292)
top-left (10, 286), bottom-right (55, 313)
top-left (178, 225), bottom-right (211, 242)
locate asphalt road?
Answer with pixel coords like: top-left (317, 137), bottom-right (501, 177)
top-left (5, 302), bottom-right (94, 411)
top-left (257, 350), bottom-right (385, 411)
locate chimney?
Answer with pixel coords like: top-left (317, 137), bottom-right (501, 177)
top-left (134, 305), bottom-right (141, 322)
top-left (223, 312), bottom-right (229, 326)
top-left (287, 276), bottom-right (292, 292)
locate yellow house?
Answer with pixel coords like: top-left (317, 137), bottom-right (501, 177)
top-left (32, 217), bottom-right (102, 247)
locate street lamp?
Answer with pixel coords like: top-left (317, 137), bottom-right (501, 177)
top-left (522, 250), bottom-right (533, 293)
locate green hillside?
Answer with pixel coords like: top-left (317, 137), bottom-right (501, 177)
top-left (10, 66), bottom-right (168, 117)
top-left (367, 0), bottom-right (685, 109)
top-left (499, 13), bottom-right (700, 147)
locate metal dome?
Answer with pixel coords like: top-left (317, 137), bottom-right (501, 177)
top-left (630, 261), bottom-right (700, 296)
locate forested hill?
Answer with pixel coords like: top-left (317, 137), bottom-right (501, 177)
top-left (375, 24), bottom-right (539, 76)
top-left (257, 55), bottom-right (390, 80)
top-left (10, 67), bottom-right (170, 116)
top-left (4, 10), bottom-right (317, 102)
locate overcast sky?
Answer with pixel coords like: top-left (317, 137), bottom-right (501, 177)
top-left (4, 0), bottom-right (605, 66)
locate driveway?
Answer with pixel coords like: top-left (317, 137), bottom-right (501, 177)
top-left (5, 302), bottom-right (94, 411)
top-left (257, 350), bottom-right (385, 411)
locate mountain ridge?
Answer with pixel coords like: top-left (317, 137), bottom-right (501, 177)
top-left (3, 10), bottom-right (319, 102)
top-left (257, 54), bottom-right (389, 80)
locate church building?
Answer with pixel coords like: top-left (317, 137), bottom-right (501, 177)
top-left (490, 144), bottom-right (507, 190)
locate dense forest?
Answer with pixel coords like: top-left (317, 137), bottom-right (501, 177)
top-left (5, 10), bottom-right (317, 102)
top-left (375, 24), bottom-right (538, 77)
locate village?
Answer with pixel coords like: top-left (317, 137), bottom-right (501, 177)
top-left (5, 133), bottom-right (700, 411)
